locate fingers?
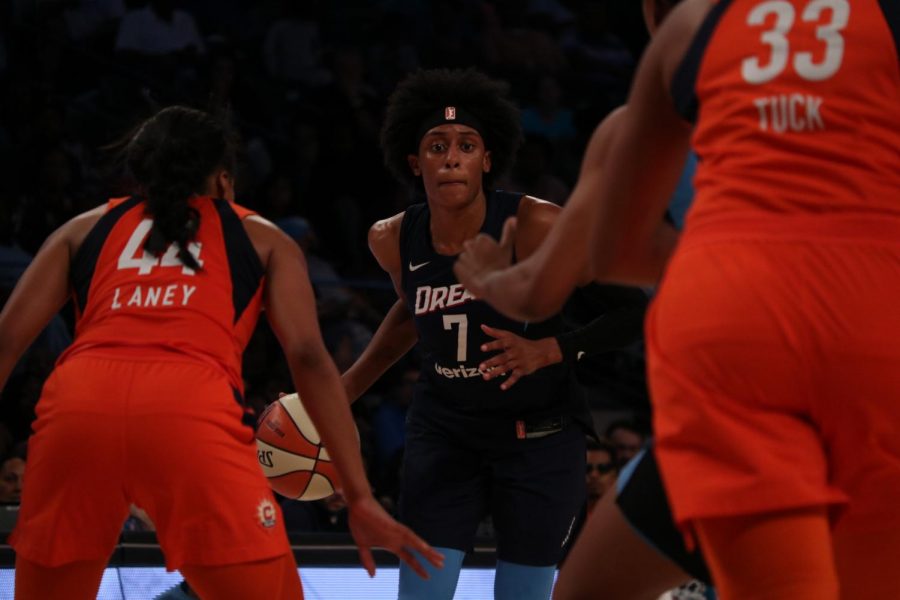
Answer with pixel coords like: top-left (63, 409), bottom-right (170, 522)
top-left (480, 354), bottom-right (513, 371)
top-left (403, 530), bottom-right (445, 570)
top-left (358, 546), bottom-right (376, 578)
top-left (480, 323), bottom-right (507, 340)
top-left (398, 548), bottom-right (430, 580)
top-left (500, 369), bottom-right (523, 390)
top-left (394, 528), bottom-right (444, 580)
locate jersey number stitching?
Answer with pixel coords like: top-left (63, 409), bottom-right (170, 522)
top-left (741, 0), bottom-right (850, 85)
top-left (117, 218), bottom-right (204, 276)
top-left (442, 314), bottom-right (468, 362)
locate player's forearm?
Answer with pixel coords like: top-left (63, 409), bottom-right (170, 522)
top-left (485, 204), bottom-right (590, 322)
top-left (342, 299), bottom-right (417, 403)
top-left (477, 262), bottom-right (560, 322)
top-left (287, 344), bottom-right (373, 503)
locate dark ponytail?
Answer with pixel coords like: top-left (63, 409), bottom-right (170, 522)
top-left (124, 106), bottom-right (237, 270)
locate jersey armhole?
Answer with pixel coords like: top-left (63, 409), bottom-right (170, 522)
top-left (670, 0), bottom-right (735, 124)
top-left (71, 196), bottom-right (142, 313)
top-left (213, 199), bottom-right (265, 323)
top-left (398, 204), bottom-right (426, 292)
top-left (877, 0), bottom-right (900, 67)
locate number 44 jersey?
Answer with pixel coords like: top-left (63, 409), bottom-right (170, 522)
top-left (59, 196), bottom-right (265, 393)
top-left (400, 191), bottom-right (584, 419)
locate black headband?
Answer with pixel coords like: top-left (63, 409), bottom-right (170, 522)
top-left (414, 106), bottom-right (485, 149)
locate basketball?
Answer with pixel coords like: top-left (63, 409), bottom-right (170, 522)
top-left (255, 393), bottom-right (342, 501)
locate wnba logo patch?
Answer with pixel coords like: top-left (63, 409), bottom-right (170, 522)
top-left (257, 498), bottom-right (277, 528)
top-left (445, 106), bottom-right (456, 120)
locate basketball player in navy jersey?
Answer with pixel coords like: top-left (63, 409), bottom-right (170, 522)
top-left (452, 2), bottom-right (722, 598)
top-left (341, 68), bottom-right (618, 600)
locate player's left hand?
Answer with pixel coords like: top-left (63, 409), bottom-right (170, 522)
top-left (454, 216), bottom-right (516, 301)
top-left (478, 324), bottom-right (563, 390)
top-left (347, 495), bottom-right (445, 579)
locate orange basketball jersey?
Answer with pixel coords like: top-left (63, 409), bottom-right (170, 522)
top-left (59, 196), bottom-right (264, 393)
top-left (672, 0), bottom-right (900, 230)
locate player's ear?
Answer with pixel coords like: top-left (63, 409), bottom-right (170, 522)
top-left (216, 169), bottom-right (235, 202)
top-left (482, 150), bottom-right (492, 173)
top-left (408, 155), bottom-right (421, 177)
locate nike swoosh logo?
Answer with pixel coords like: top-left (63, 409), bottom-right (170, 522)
top-left (409, 261), bottom-right (430, 272)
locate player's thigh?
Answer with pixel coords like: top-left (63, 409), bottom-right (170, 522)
top-left (15, 556), bottom-right (109, 600)
top-left (491, 425), bottom-right (585, 566)
top-left (399, 419), bottom-right (487, 551)
top-left (125, 361), bottom-right (290, 570)
top-left (554, 490), bottom-right (688, 600)
top-left (615, 447), bottom-right (710, 584)
top-left (648, 241), bottom-right (847, 526)
top-left (181, 552), bottom-right (302, 600)
top-left (694, 507), bottom-right (839, 600)
top-left (10, 357), bottom-right (132, 566)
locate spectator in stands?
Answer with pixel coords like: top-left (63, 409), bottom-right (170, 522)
top-left (0, 456), bottom-right (25, 504)
top-left (606, 419), bottom-right (645, 466)
top-left (585, 439), bottom-right (617, 514)
top-left (263, 1), bottom-right (330, 88)
top-left (115, 0), bottom-right (205, 57)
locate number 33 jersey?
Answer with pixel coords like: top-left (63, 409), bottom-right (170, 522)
top-left (675, 0), bottom-right (900, 228)
top-left (399, 191), bottom-right (577, 418)
top-left (59, 196), bottom-right (264, 392)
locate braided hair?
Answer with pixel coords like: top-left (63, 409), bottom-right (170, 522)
top-left (380, 68), bottom-right (522, 188)
top-left (124, 106), bottom-right (237, 270)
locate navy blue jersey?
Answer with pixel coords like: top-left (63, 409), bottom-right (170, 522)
top-left (400, 191), bottom-right (582, 420)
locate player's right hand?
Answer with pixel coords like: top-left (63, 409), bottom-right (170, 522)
top-left (347, 495), bottom-right (444, 579)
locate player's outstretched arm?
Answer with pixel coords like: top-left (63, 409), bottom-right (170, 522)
top-left (342, 215), bottom-right (417, 403)
top-left (248, 216), bottom-right (442, 578)
top-left (0, 210), bottom-right (99, 390)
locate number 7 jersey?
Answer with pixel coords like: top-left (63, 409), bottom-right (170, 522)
top-left (58, 196), bottom-right (265, 393)
top-left (399, 191), bottom-right (580, 418)
top-left (673, 0), bottom-right (900, 229)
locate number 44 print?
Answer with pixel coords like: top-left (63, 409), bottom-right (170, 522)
top-left (117, 219), bottom-right (204, 276)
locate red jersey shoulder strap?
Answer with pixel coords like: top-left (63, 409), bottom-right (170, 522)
top-left (229, 201), bottom-right (257, 220)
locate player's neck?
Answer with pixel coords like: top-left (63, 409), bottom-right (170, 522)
top-left (428, 190), bottom-right (487, 256)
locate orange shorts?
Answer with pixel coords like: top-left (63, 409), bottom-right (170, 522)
top-left (10, 354), bottom-right (290, 570)
top-left (647, 227), bottom-right (900, 545)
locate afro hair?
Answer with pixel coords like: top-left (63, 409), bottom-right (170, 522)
top-left (380, 68), bottom-right (522, 188)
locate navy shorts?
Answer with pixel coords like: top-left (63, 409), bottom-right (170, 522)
top-left (616, 444), bottom-right (711, 584)
top-left (400, 396), bottom-right (586, 566)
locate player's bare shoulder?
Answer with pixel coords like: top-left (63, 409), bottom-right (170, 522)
top-left (514, 196), bottom-right (560, 260)
top-left (242, 213), bottom-right (303, 268)
top-left (58, 204), bottom-right (108, 256)
top-left (368, 212), bottom-right (405, 274)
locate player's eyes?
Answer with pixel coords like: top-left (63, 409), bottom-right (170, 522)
top-left (460, 143), bottom-right (475, 152)
top-left (430, 143), bottom-right (446, 152)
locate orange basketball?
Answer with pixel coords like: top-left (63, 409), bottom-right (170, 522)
top-left (255, 393), bottom-right (341, 501)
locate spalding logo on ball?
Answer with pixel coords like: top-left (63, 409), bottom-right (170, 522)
top-left (256, 393), bottom-right (341, 501)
